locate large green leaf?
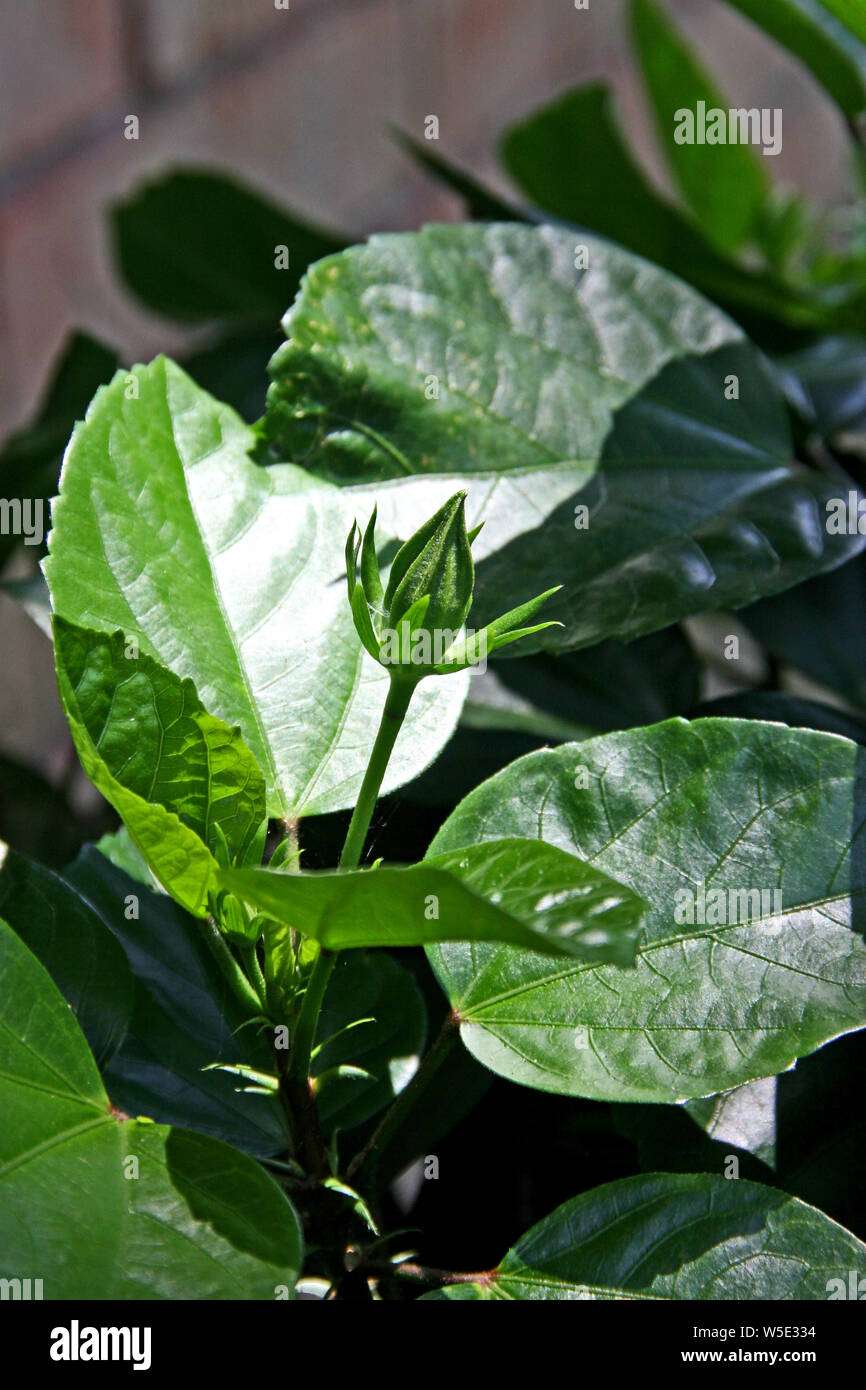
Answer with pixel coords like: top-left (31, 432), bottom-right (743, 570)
top-left (426, 718), bottom-right (866, 1102)
top-left (630, 0), bottom-right (771, 255)
top-left (423, 1173), bottom-right (866, 1300)
top-left (224, 837), bottom-right (646, 962)
top-left (0, 918), bottom-right (302, 1298)
top-left (66, 847), bottom-right (287, 1157)
top-left (722, 0), bottom-right (866, 121)
top-left (111, 168), bottom-right (344, 322)
top-left (44, 358), bottom-right (467, 817)
top-left (0, 843), bottom-right (133, 1068)
top-left (265, 222), bottom-right (864, 654)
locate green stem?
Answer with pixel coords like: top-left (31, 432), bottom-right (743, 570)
top-left (346, 1013), bottom-right (459, 1184)
top-left (286, 675), bottom-right (417, 1093)
top-left (200, 917), bottom-right (263, 1016)
top-left (339, 676), bottom-right (415, 869)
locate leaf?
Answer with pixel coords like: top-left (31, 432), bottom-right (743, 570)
top-left (742, 557), bottom-right (866, 708)
top-left (265, 221), bottom-right (865, 653)
top-left (426, 718), bottom-right (866, 1102)
top-left (55, 618), bottom-right (265, 872)
top-left (223, 836), bottom-right (646, 962)
top-left (721, 0), bottom-right (866, 121)
top-left (111, 167), bottom-right (344, 322)
top-left (44, 357), bottom-right (467, 818)
top-left (630, 0), bottom-right (771, 254)
top-left (66, 847), bottom-right (288, 1157)
top-left (422, 1173), bottom-right (866, 1299)
top-left (0, 843), bottom-right (133, 1068)
top-left (313, 951), bottom-right (426, 1135)
top-left (498, 85), bottom-right (827, 340)
top-left (0, 331), bottom-right (119, 568)
top-left (695, 690), bottom-right (866, 745)
top-left (0, 918), bottom-right (302, 1298)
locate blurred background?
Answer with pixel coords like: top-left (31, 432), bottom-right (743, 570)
top-left (0, 0), bottom-right (858, 828)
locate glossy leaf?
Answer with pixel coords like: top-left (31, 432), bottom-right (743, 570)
top-left (265, 222), bottom-right (864, 655)
top-left (0, 918), bottom-right (302, 1298)
top-left (44, 358), bottom-right (467, 818)
top-left (426, 718), bottom-right (866, 1101)
top-left (224, 836), bottom-right (646, 962)
top-left (111, 168), bottom-right (344, 322)
top-left (423, 1173), bottom-right (866, 1300)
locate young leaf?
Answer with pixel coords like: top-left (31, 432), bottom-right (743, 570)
top-left (265, 222), bottom-right (864, 656)
top-left (44, 360), bottom-right (468, 818)
top-left (222, 837), bottom-right (645, 962)
top-left (55, 618), bottom-right (266, 865)
top-left (426, 718), bottom-right (866, 1102)
top-left (422, 1173), bottom-right (866, 1300)
top-left (0, 918), bottom-right (302, 1298)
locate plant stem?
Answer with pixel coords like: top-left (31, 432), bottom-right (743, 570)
top-left (281, 676), bottom-right (417, 1171)
top-left (200, 916), bottom-right (263, 1016)
top-left (346, 1013), bottom-right (459, 1184)
top-left (241, 943), bottom-right (269, 1010)
top-left (339, 676), bottom-right (415, 869)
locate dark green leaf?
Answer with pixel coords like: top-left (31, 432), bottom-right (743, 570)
top-left (0, 843), bottom-right (133, 1067)
top-left (423, 1173), bottom-right (866, 1299)
top-left (426, 718), bottom-right (866, 1101)
top-left (111, 168), bottom-right (344, 322)
top-left (722, 0), bottom-right (866, 121)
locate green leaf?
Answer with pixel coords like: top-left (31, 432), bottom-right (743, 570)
top-left (0, 918), bottom-right (302, 1298)
top-left (0, 331), bottom-right (119, 568)
top-left (313, 951), bottom-right (426, 1136)
top-left (498, 86), bottom-right (827, 339)
top-left (53, 620), bottom-right (222, 915)
top-left (55, 617), bottom-right (265, 866)
top-left (111, 167), bottom-right (344, 322)
top-left (422, 1173), bottom-right (866, 1300)
top-left (44, 357), bottom-right (467, 818)
top-left (265, 222), bottom-right (864, 653)
top-left (0, 843), bottom-right (133, 1068)
top-left (630, 0), bottom-right (771, 254)
top-left (224, 837), bottom-right (646, 961)
top-left (721, 0), bottom-right (866, 121)
top-left (66, 847), bottom-right (288, 1157)
top-left (426, 718), bottom-right (866, 1101)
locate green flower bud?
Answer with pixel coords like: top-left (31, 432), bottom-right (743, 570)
top-left (346, 490), bottom-right (562, 683)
